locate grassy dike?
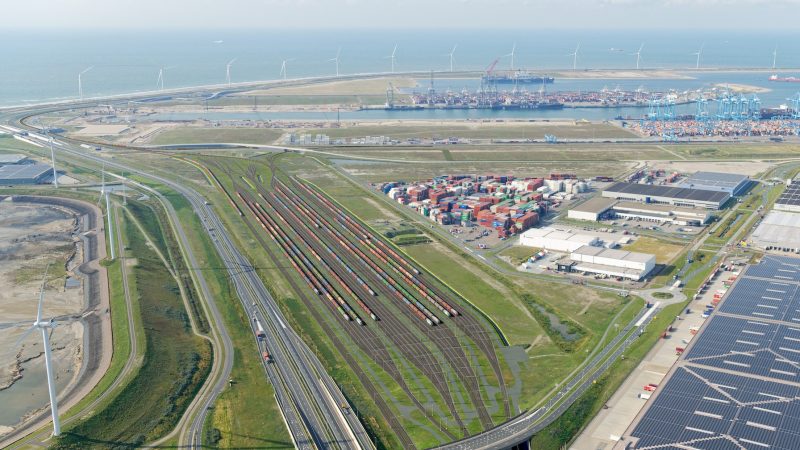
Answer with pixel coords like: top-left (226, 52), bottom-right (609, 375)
top-left (54, 198), bottom-right (212, 448)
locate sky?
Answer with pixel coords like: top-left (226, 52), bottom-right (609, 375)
top-left (5, 0), bottom-right (800, 30)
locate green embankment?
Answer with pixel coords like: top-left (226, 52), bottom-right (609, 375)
top-left (54, 200), bottom-right (211, 449)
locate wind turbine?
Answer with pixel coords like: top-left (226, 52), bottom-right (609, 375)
top-left (37, 119), bottom-right (59, 188)
top-left (692, 43), bottom-right (704, 69)
top-left (11, 266), bottom-right (61, 436)
top-left (225, 58), bottom-right (237, 86)
top-left (279, 59), bottom-right (294, 80)
top-left (632, 43), bottom-right (644, 70)
top-left (385, 44), bottom-right (398, 73)
top-left (156, 66), bottom-right (176, 91)
top-left (505, 43), bottom-right (517, 71)
top-left (99, 166), bottom-right (115, 259)
top-left (773, 47), bottom-right (778, 70)
top-left (328, 48), bottom-right (341, 77)
top-left (447, 45), bottom-right (457, 72)
top-left (78, 66), bottom-right (93, 101)
top-left (567, 43), bottom-right (580, 71)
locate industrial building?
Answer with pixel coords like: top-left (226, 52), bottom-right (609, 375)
top-left (567, 197), bottom-right (712, 226)
top-left (567, 197), bottom-right (616, 221)
top-left (564, 246), bottom-right (655, 281)
top-left (0, 164), bottom-right (53, 185)
top-left (750, 210), bottom-right (800, 252)
top-left (602, 182), bottom-right (730, 210)
top-left (774, 181), bottom-right (800, 213)
top-left (0, 153), bottom-right (32, 166)
top-left (612, 202), bottom-right (711, 226)
top-left (519, 227), bottom-right (599, 252)
top-left (675, 171), bottom-right (750, 196)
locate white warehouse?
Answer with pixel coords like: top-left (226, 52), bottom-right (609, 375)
top-left (569, 246), bottom-right (656, 281)
top-left (519, 227), bottom-right (600, 252)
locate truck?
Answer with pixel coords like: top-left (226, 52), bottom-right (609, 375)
top-left (254, 316), bottom-right (266, 340)
top-left (638, 393), bottom-right (651, 400)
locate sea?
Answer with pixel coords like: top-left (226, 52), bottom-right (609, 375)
top-left (2, 29), bottom-right (800, 120)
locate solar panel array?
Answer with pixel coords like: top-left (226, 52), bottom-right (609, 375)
top-left (629, 255), bottom-right (800, 449)
top-left (605, 182), bottom-right (730, 204)
top-left (775, 184), bottom-right (800, 207)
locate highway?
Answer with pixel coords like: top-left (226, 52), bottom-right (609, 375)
top-left (2, 107), bottom-right (371, 450)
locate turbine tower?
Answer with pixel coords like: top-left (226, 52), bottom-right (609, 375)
top-left (78, 66), bottom-right (93, 101)
top-left (157, 68), bottom-right (165, 91)
top-left (38, 119), bottom-right (59, 188)
top-left (632, 43), bottom-right (644, 70)
top-left (11, 266), bottom-right (61, 436)
top-left (385, 44), bottom-right (398, 73)
top-left (225, 58), bottom-right (237, 86)
top-left (99, 166), bottom-right (115, 259)
top-left (773, 47), bottom-right (778, 70)
top-left (505, 43), bottom-right (517, 71)
top-left (692, 43), bottom-right (704, 69)
top-left (447, 45), bottom-right (457, 72)
top-left (280, 59), bottom-right (294, 80)
top-left (328, 48), bottom-right (341, 77)
top-left (568, 43), bottom-right (580, 71)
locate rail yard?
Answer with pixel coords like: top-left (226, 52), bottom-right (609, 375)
top-left (201, 156), bottom-right (514, 445)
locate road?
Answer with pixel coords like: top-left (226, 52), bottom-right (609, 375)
top-left (3, 108), bottom-right (371, 450)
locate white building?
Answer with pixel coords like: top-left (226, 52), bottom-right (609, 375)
top-left (569, 246), bottom-right (655, 281)
top-left (519, 227), bottom-right (599, 252)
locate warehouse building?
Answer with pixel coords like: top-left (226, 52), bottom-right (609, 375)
top-left (750, 210), bottom-right (800, 252)
top-left (0, 154), bottom-right (32, 166)
top-left (567, 197), bottom-right (616, 221)
top-left (0, 164), bottom-right (53, 185)
top-left (774, 182), bottom-right (800, 213)
top-left (675, 171), bottom-right (751, 196)
top-left (612, 202), bottom-right (712, 226)
top-left (568, 197), bottom-right (712, 226)
top-left (519, 227), bottom-right (599, 252)
top-left (602, 182), bottom-right (730, 210)
top-left (567, 245), bottom-right (656, 280)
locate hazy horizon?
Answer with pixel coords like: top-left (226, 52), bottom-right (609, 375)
top-left (6, 0), bottom-right (800, 30)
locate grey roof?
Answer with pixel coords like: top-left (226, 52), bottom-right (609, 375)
top-left (0, 153), bottom-right (29, 164)
top-left (569, 196), bottom-right (617, 214)
top-left (0, 163), bottom-right (52, 180)
top-left (605, 181), bottom-right (730, 204)
top-left (681, 171), bottom-right (748, 186)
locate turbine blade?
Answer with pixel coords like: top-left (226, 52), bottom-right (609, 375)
top-left (14, 326), bottom-right (37, 349)
top-left (36, 264), bottom-right (51, 323)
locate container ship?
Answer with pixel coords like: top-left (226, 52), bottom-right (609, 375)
top-left (768, 74), bottom-right (800, 83)
top-left (483, 70), bottom-right (555, 85)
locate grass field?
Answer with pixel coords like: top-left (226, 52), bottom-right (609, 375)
top-left (149, 127), bottom-right (285, 146)
top-left (498, 245), bottom-right (537, 265)
top-left (531, 302), bottom-right (686, 449)
top-left (54, 199), bottom-right (212, 449)
top-left (334, 160), bottom-right (631, 183)
top-left (624, 236), bottom-right (687, 264)
top-left (296, 122), bottom-right (636, 141)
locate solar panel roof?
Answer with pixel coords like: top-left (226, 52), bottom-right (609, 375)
top-left (629, 255), bottom-right (800, 449)
top-left (632, 366), bottom-right (800, 450)
top-left (678, 172), bottom-right (749, 192)
top-left (775, 184), bottom-right (800, 207)
top-left (605, 182), bottom-right (730, 204)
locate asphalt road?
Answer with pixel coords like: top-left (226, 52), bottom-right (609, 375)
top-left (3, 109), bottom-right (371, 450)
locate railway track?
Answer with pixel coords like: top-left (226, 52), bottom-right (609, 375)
top-left (216, 156), bottom-right (514, 443)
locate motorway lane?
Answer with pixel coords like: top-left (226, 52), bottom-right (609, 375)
top-left (5, 112), bottom-right (368, 449)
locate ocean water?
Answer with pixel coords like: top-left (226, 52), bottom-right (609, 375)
top-left (1, 29), bottom-right (799, 108)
